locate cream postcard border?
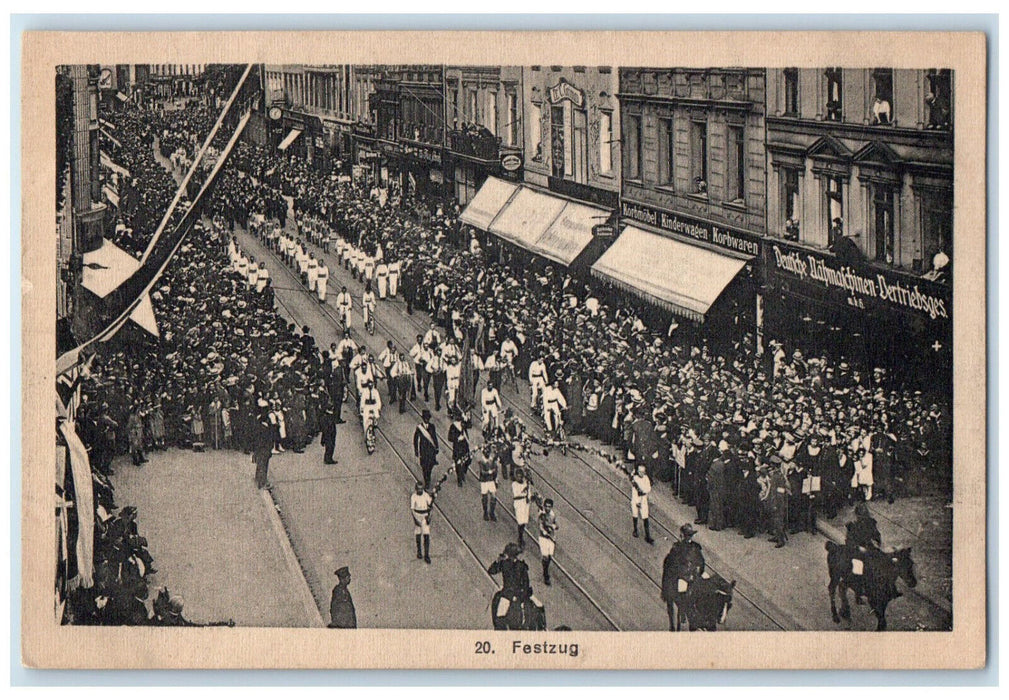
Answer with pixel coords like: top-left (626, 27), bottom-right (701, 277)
top-left (20, 30), bottom-right (987, 670)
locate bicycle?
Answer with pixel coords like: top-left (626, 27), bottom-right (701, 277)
top-left (364, 305), bottom-right (376, 336)
top-left (545, 409), bottom-right (567, 456)
top-left (362, 411), bottom-right (378, 454)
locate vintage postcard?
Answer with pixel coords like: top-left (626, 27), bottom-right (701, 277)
top-left (21, 30), bottom-right (986, 670)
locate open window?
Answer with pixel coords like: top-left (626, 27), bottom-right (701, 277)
top-left (871, 69), bottom-right (894, 125)
top-left (926, 69), bottom-right (952, 130)
top-left (824, 68), bottom-right (843, 122)
top-left (783, 68), bottom-right (799, 116)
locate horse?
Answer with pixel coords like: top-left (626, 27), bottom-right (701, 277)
top-left (661, 542), bottom-right (706, 631)
top-left (826, 541), bottom-right (917, 631)
top-left (491, 591), bottom-right (547, 630)
top-left (683, 575), bottom-right (736, 631)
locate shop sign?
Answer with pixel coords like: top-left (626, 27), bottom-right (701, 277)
top-left (548, 78), bottom-right (585, 108)
top-left (767, 241), bottom-right (951, 322)
top-left (620, 200), bottom-right (762, 257)
top-left (402, 142), bottom-right (442, 165)
top-left (501, 153), bottom-right (523, 172)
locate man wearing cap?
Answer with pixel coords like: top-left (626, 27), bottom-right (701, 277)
top-left (320, 401), bottom-right (338, 465)
top-left (413, 409), bottom-right (439, 490)
top-left (661, 524), bottom-right (705, 630)
top-left (763, 455), bottom-right (790, 548)
top-left (537, 498), bottom-right (559, 586)
top-left (447, 407), bottom-right (473, 487)
top-left (488, 543), bottom-right (534, 629)
top-left (328, 567), bottom-right (357, 628)
top-left (378, 341), bottom-right (398, 401)
top-left (411, 482), bottom-right (434, 564)
top-left (375, 259), bottom-right (390, 300)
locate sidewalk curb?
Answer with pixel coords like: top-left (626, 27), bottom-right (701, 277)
top-left (259, 488), bottom-right (326, 628)
top-left (815, 518), bottom-right (952, 616)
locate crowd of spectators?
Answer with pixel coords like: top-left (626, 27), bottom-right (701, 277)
top-left (212, 142), bottom-right (954, 548)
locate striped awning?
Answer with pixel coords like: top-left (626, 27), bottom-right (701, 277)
top-left (591, 226), bottom-right (751, 323)
top-left (278, 128), bottom-right (303, 152)
top-left (459, 176), bottom-right (518, 230)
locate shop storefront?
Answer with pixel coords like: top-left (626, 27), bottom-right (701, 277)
top-left (460, 176), bottom-right (612, 272)
top-left (762, 238), bottom-right (952, 383)
top-left (613, 199), bottom-right (763, 346)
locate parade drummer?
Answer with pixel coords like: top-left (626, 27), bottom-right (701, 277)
top-left (512, 467), bottom-right (532, 550)
top-left (410, 482), bottom-right (433, 564)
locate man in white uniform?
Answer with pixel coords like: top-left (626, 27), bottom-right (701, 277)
top-left (630, 464), bottom-right (655, 544)
top-left (411, 482), bottom-right (433, 564)
top-left (375, 260), bottom-right (390, 299)
top-left (336, 287), bottom-right (353, 328)
top-left (480, 380), bottom-right (503, 439)
top-left (315, 260), bottom-right (329, 303)
top-left (512, 467), bottom-right (532, 551)
top-left (542, 380), bottom-right (568, 436)
top-left (528, 355), bottom-right (549, 410)
top-left (388, 260), bottom-right (401, 297)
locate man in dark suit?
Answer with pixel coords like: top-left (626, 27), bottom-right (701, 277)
top-left (413, 409), bottom-right (439, 490)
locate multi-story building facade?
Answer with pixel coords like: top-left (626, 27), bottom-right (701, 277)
top-left (763, 67), bottom-right (953, 374)
top-left (600, 67), bottom-right (765, 333)
top-left (457, 66), bottom-right (619, 273)
top-left (262, 64), bottom-right (356, 170)
top-left (444, 65), bottom-right (524, 205)
top-left (522, 65), bottom-right (621, 210)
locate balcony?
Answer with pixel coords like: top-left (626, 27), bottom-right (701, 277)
top-left (399, 121), bottom-right (444, 147)
top-left (448, 126), bottom-right (501, 162)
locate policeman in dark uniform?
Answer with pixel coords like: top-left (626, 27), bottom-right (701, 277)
top-left (845, 502), bottom-right (883, 550)
top-left (328, 566), bottom-right (357, 628)
top-left (660, 524), bottom-right (706, 631)
top-left (488, 543), bottom-right (533, 608)
top-left (320, 402), bottom-right (337, 465)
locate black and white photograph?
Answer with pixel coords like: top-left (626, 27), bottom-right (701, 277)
top-left (23, 30), bottom-right (987, 670)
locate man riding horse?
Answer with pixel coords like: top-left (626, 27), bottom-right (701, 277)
top-left (488, 543), bottom-right (545, 630)
top-left (660, 523), bottom-right (706, 631)
top-left (827, 503), bottom-right (918, 630)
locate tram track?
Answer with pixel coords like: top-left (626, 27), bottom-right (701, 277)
top-left (269, 228), bottom-right (792, 630)
top-left (240, 228), bottom-right (621, 631)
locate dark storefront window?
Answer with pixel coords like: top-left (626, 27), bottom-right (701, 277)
top-left (623, 113), bottom-right (641, 180)
top-left (690, 119), bottom-right (708, 194)
top-left (824, 68), bottom-right (843, 122)
top-left (872, 185), bottom-right (896, 264)
top-left (727, 124), bottom-right (745, 203)
top-left (783, 68), bottom-right (799, 116)
top-left (658, 117), bottom-right (674, 186)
